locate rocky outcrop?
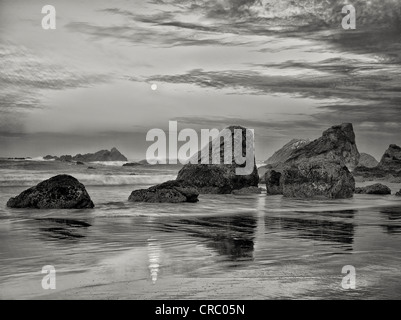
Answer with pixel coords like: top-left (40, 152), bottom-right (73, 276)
top-left (358, 153), bottom-right (379, 168)
top-left (176, 126), bottom-right (259, 194)
top-left (44, 147), bottom-right (128, 162)
top-left (232, 187), bottom-right (262, 195)
top-left (128, 180), bottom-right (199, 203)
top-left (265, 139), bottom-right (310, 165)
top-left (281, 160), bottom-right (355, 199)
top-left (286, 123), bottom-right (360, 171)
top-left (275, 123), bottom-right (358, 199)
top-left (265, 170), bottom-right (283, 195)
top-left (355, 183), bottom-right (391, 195)
top-left (7, 175), bottom-right (94, 209)
top-left (378, 144), bottom-right (401, 171)
top-left (353, 145), bottom-right (401, 180)
top-left (396, 190), bottom-right (401, 196)
top-left (122, 162), bottom-right (142, 167)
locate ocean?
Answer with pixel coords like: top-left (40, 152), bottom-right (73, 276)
top-left (0, 159), bottom-right (401, 299)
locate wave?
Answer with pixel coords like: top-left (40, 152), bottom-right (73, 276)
top-left (89, 161), bottom-right (128, 167)
top-left (0, 172), bottom-right (177, 187)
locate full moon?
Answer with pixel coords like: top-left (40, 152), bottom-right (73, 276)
top-left (151, 84), bottom-right (158, 91)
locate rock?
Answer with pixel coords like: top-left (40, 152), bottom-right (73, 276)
top-left (176, 126), bottom-right (259, 194)
top-left (353, 144), bottom-right (401, 180)
top-left (87, 167), bottom-right (96, 170)
top-left (128, 180), bottom-right (199, 203)
top-left (286, 123), bottom-right (360, 171)
top-left (232, 187), bottom-right (262, 195)
top-left (76, 161), bottom-right (85, 165)
top-left (265, 170), bottom-right (283, 195)
top-left (355, 183), bottom-right (391, 195)
top-left (396, 190), bottom-right (401, 196)
top-left (73, 147), bottom-right (128, 162)
top-left (43, 147), bottom-right (128, 162)
top-left (358, 153), bottom-right (379, 168)
top-left (43, 155), bottom-right (57, 160)
top-left (7, 175), bottom-right (94, 209)
top-left (59, 155), bottom-right (73, 162)
top-left (281, 160), bottom-right (355, 199)
top-left (265, 139), bottom-right (310, 165)
top-left (122, 162), bottom-right (142, 167)
top-left (378, 144), bottom-right (401, 171)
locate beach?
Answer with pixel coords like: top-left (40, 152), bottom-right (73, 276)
top-left (1, 159), bottom-right (401, 300)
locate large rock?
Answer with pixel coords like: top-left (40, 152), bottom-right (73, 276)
top-left (44, 147), bottom-right (128, 162)
top-left (176, 126), bottom-right (259, 194)
top-left (128, 180), bottom-right (199, 203)
top-left (281, 160), bottom-right (355, 199)
top-left (396, 190), bottom-right (401, 196)
top-left (265, 170), bottom-right (283, 195)
top-left (265, 139), bottom-right (310, 165)
top-left (355, 183), bottom-right (391, 195)
top-left (286, 123), bottom-right (360, 171)
top-left (7, 175), bottom-right (94, 209)
top-left (358, 153), bottom-right (379, 168)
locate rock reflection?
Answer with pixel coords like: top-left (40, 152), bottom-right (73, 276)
top-left (36, 218), bottom-right (91, 241)
top-left (380, 207), bottom-right (401, 235)
top-left (265, 210), bottom-right (355, 248)
top-left (164, 214), bottom-right (257, 262)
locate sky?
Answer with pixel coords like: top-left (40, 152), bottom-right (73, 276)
top-left (0, 0), bottom-right (400, 160)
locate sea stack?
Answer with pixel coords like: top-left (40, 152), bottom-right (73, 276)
top-left (176, 126), bottom-right (259, 194)
top-left (7, 175), bottom-right (94, 209)
top-left (280, 123), bottom-right (358, 199)
top-left (285, 123), bottom-right (360, 171)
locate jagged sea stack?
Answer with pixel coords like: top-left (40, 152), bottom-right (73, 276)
top-left (176, 126), bottom-right (259, 194)
top-left (280, 123), bottom-right (358, 199)
top-left (7, 175), bottom-right (94, 209)
top-left (285, 123), bottom-right (360, 171)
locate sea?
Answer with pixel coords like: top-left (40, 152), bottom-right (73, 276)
top-left (0, 158), bottom-right (401, 300)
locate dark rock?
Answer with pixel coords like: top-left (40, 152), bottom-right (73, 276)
top-left (87, 167), bottom-right (96, 170)
top-left (122, 162), bottom-right (142, 167)
top-left (265, 139), bottom-right (310, 165)
top-left (128, 180), bottom-right (199, 203)
top-left (358, 153), bottom-right (378, 168)
top-left (265, 170), bottom-right (283, 195)
top-left (286, 123), bottom-right (360, 171)
top-left (72, 147), bottom-right (128, 162)
top-left (7, 175), bottom-right (94, 209)
top-left (232, 187), bottom-right (262, 195)
top-left (396, 190), bottom-right (401, 196)
top-left (281, 160), bottom-right (355, 199)
top-left (43, 155), bottom-right (57, 160)
top-left (177, 126), bottom-right (259, 194)
top-left (76, 161), bottom-right (85, 165)
top-left (355, 183), bottom-right (391, 195)
top-left (43, 147), bottom-right (128, 162)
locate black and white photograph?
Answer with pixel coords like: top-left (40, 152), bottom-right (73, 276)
top-left (1, 0), bottom-right (401, 304)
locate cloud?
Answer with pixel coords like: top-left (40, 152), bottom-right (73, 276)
top-left (0, 42), bottom-right (109, 134)
top-left (142, 62), bottom-right (401, 101)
